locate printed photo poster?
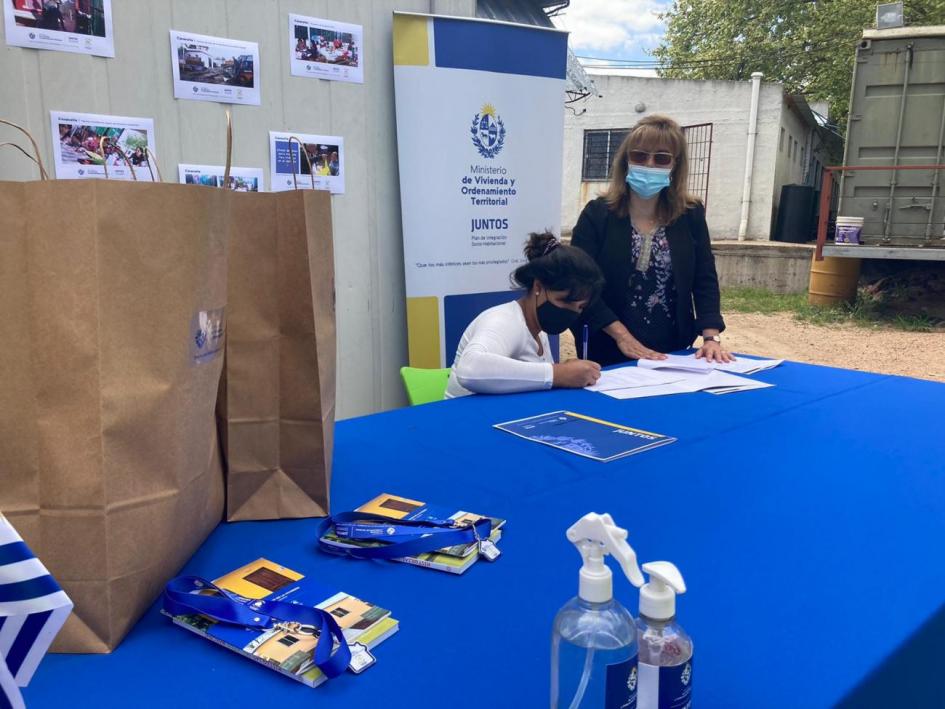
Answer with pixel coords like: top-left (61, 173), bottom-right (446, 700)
top-left (268, 131), bottom-right (344, 194)
top-left (4, 0), bottom-right (114, 56)
top-left (50, 110), bottom-right (156, 180)
top-left (289, 14), bottom-right (363, 84)
top-left (178, 164), bottom-right (264, 192)
top-left (170, 30), bottom-right (260, 105)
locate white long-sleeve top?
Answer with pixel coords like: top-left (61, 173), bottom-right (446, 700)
top-left (445, 300), bottom-right (554, 399)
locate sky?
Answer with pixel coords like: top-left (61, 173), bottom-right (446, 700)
top-left (551, 0), bottom-right (672, 77)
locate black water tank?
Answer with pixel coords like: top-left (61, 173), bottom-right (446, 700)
top-left (774, 184), bottom-right (815, 243)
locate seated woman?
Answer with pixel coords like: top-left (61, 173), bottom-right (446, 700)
top-left (446, 232), bottom-right (605, 399)
top-left (570, 114), bottom-right (733, 365)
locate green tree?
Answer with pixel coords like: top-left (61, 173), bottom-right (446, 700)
top-left (652, 0), bottom-right (945, 129)
top-left (123, 131), bottom-right (149, 151)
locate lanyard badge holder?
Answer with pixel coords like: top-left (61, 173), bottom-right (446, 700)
top-left (162, 576), bottom-right (355, 677)
top-left (321, 511), bottom-right (500, 562)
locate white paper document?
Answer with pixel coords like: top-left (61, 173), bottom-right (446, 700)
top-left (178, 164), bottom-right (264, 191)
top-left (269, 131), bottom-right (345, 194)
top-left (699, 370), bottom-right (774, 395)
top-left (289, 14), bottom-right (363, 84)
top-left (170, 30), bottom-right (261, 105)
top-left (637, 353), bottom-right (783, 375)
top-left (4, 0), bottom-right (114, 57)
top-left (589, 366), bottom-right (773, 400)
top-left (587, 367), bottom-right (688, 393)
top-left (50, 111), bottom-right (156, 181)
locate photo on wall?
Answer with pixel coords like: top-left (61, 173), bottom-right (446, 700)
top-left (289, 14), bottom-right (363, 84)
top-left (4, 0), bottom-right (114, 56)
top-left (170, 30), bottom-right (261, 105)
top-left (269, 131), bottom-right (345, 194)
top-left (49, 110), bottom-right (156, 181)
top-left (178, 164), bottom-right (264, 192)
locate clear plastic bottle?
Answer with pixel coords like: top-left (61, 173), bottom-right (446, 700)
top-left (550, 513), bottom-right (645, 708)
top-left (637, 615), bottom-right (692, 667)
top-left (636, 562), bottom-right (693, 709)
top-left (552, 595), bottom-right (639, 708)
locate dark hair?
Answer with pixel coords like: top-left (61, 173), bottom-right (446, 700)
top-left (512, 231), bottom-right (604, 303)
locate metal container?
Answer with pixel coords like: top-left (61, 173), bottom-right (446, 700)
top-left (839, 26), bottom-right (945, 253)
top-left (808, 254), bottom-right (861, 306)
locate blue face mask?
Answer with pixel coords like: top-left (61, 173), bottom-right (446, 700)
top-left (625, 165), bottom-right (672, 199)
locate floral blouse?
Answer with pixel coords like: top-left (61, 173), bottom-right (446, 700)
top-left (622, 224), bottom-right (679, 353)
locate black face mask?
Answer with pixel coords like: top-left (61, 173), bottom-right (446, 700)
top-left (536, 295), bottom-right (580, 335)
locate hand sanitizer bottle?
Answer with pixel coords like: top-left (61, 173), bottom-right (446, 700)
top-left (636, 562), bottom-right (693, 709)
top-left (551, 513), bottom-right (645, 708)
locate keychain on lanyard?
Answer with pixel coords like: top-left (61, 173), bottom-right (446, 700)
top-left (322, 511), bottom-right (499, 561)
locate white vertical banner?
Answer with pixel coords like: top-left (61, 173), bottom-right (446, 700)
top-left (392, 13), bottom-right (568, 368)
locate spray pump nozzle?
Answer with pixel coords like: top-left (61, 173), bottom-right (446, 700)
top-left (566, 513), bottom-right (644, 603)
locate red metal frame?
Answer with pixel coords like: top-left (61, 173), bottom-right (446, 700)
top-left (815, 164), bottom-right (945, 260)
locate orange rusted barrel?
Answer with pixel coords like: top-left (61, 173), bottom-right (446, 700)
top-left (808, 254), bottom-right (861, 306)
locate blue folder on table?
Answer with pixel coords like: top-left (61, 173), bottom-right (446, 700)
top-left (494, 410), bottom-right (675, 462)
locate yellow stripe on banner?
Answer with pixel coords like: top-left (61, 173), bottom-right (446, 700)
top-left (565, 411), bottom-right (663, 438)
top-left (407, 297), bottom-right (441, 368)
top-left (393, 14), bottom-right (430, 66)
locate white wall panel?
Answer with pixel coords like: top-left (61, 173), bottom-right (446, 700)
top-left (0, 0), bottom-right (476, 419)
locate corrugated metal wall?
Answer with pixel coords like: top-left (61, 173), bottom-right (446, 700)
top-left (0, 0), bottom-right (475, 419)
top-left (841, 31), bottom-right (945, 247)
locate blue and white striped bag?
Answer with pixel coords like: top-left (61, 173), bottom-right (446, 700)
top-left (0, 515), bottom-right (72, 709)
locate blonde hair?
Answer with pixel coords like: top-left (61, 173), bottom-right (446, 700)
top-left (602, 114), bottom-right (700, 224)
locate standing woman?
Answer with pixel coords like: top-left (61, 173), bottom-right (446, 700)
top-left (570, 114), bottom-right (733, 365)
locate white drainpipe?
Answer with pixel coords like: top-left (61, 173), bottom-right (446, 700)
top-left (738, 71), bottom-right (764, 241)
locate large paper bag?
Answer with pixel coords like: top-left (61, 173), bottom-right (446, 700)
top-left (220, 189), bottom-right (336, 520)
top-left (0, 179), bottom-right (228, 652)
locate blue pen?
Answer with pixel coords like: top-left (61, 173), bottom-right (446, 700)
top-left (582, 324), bottom-right (588, 360)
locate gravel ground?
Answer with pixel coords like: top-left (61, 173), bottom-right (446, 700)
top-left (722, 313), bottom-right (945, 383)
top-left (560, 314), bottom-right (945, 383)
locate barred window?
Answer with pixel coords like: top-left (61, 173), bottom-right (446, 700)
top-left (582, 129), bottom-right (628, 181)
top-left (684, 123), bottom-right (712, 209)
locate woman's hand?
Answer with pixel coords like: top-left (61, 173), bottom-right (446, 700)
top-left (616, 334), bottom-right (667, 361)
top-left (695, 340), bottom-right (734, 363)
top-left (553, 360), bottom-right (602, 388)
top-left (602, 320), bottom-right (666, 361)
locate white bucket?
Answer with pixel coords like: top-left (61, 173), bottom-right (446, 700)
top-left (835, 216), bottom-right (864, 245)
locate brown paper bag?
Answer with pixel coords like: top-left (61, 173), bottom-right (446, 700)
top-left (0, 178), bottom-right (228, 652)
top-left (219, 188), bottom-right (336, 521)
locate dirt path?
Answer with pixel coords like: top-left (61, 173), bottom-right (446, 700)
top-left (723, 313), bottom-right (945, 383)
top-left (561, 314), bottom-right (945, 383)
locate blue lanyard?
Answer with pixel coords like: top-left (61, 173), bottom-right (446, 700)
top-left (320, 511), bottom-right (493, 560)
top-left (162, 576), bottom-right (351, 679)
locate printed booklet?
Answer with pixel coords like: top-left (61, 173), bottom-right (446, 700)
top-left (494, 410), bottom-right (675, 462)
top-left (162, 558), bottom-right (398, 688)
top-left (319, 493), bottom-right (505, 574)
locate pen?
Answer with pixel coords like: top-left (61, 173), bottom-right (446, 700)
top-left (582, 324), bottom-right (588, 360)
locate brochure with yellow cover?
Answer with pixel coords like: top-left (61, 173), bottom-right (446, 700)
top-left (162, 558), bottom-right (398, 688)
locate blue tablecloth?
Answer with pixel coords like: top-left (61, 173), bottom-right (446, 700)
top-left (24, 361), bottom-right (945, 708)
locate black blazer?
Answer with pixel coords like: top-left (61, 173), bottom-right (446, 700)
top-left (570, 197), bottom-right (725, 366)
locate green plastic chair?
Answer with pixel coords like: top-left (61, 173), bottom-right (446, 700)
top-left (400, 366), bottom-right (451, 405)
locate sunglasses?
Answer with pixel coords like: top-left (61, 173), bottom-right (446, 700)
top-left (628, 150), bottom-right (674, 167)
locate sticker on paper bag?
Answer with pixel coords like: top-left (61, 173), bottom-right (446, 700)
top-left (191, 308), bottom-right (225, 364)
